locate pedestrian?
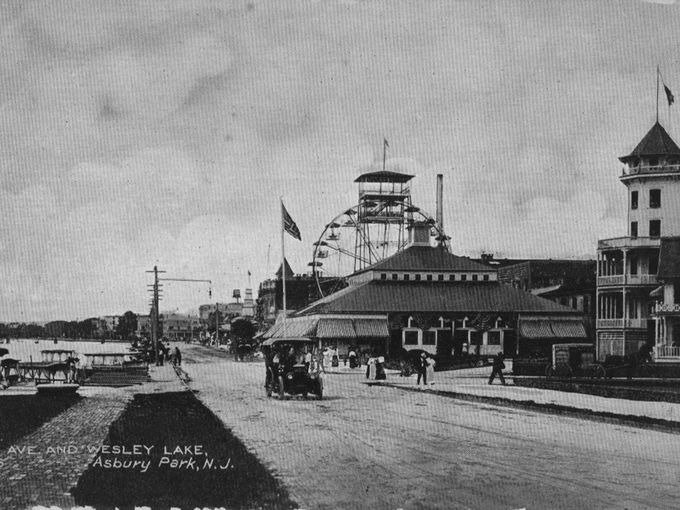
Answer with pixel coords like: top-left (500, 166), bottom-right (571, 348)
top-left (426, 354), bottom-right (436, 385)
top-left (173, 346), bottom-right (182, 366)
top-left (304, 349), bottom-right (312, 372)
top-left (375, 356), bottom-right (386, 380)
top-left (348, 348), bottom-right (358, 369)
top-left (488, 352), bottom-right (506, 385)
top-left (366, 357), bottom-right (376, 379)
top-left (416, 352), bottom-right (428, 386)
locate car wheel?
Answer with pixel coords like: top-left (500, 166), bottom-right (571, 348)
top-left (278, 376), bottom-right (285, 400)
top-left (476, 359), bottom-right (485, 368)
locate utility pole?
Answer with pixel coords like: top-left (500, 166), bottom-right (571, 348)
top-left (215, 302), bottom-right (220, 345)
top-left (146, 265), bottom-right (166, 363)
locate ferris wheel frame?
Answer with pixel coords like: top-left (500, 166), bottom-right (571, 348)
top-left (310, 199), bottom-right (449, 298)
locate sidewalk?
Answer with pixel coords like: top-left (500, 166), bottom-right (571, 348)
top-left (376, 364), bottom-right (680, 428)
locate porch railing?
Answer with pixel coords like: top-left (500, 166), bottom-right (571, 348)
top-left (655, 346), bottom-right (680, 359)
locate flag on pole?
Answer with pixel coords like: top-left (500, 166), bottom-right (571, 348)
top-left (282, 202), bottom-right (301, 241)
top-left (384, 138), bottom-right (389, 148)
top-left (665, 84), bottom-right (675, 106)
top-left (247, 270), bottom-right (251, 277)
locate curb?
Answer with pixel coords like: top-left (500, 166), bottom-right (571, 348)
top-left (373, 381), bottom-right (680, 434)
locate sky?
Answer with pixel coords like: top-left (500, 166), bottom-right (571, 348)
top-left (1, 0), bottom-right (680, 321)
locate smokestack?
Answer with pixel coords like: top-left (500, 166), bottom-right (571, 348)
top-left (436, 173), bottom-right (443, 232)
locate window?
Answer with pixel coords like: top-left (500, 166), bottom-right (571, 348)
top-left (423, 330), bottom-right (436, 345)
top-left (415, 274), bottom-right (421, 281)
top-left (630, 221), bottom-right (638, 238)
top-left (449, 274), bottom-right (455, 281)
top-left (483, 274), bottom-right (490, 281)
top-left (650, 252), bottom-right (659, 274)
top-left (487, 331), bottom-right (501, 346)
top-left (631, 190), bottom-right (638, 210)
top-left (438, 274), bottom-right (444, 281)
top-left (650, 189), bottom-right (661, 208)
top-left (472, 274), bottom-right (478, 281)
top-left (461, 274), bottom-right (468, 281)
top-left (629, 255), bottom-right (638, 275)
top-left (392, 274), bottom-right (398, 280)
top-left (380, 273), bottom-right (387, 280)
top-left (650, 220), bottom-right (661, 238)
top-left (403, 330), bottom-right (419, 345)
top-left (404, 274), bottom-right (410, 281)
top-left (426, 274), bottom-right (433, 281)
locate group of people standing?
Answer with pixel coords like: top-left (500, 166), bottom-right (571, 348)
top-left (416, 352), bottom-right (436, 386)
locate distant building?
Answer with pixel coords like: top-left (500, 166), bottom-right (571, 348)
top-left (597, 121), bottom-right (680, 361)
top-left (160, 312), bottom-right (200, 342)
top-left (241, 288), bottom-right (255, 318)
top-left (256, 259), bottom-right (333, 326)
top-left (478, 256), bottom-right (596, 338)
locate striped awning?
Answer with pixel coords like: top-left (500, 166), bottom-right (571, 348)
top-left (317, 319), bottom-right (356, 339)
top-left (519, 320), bottom-right (554, 338)
top-left (354, 318), bottom-right (389, 337)
top-left (264, 316), bottom-right (318, 339)
top-left (550, 320), bottom-right (587, 338)
top-left (519, 318), bottom-right (586, 339)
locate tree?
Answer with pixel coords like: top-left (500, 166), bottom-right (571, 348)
top-left (116, 311), bottom-right (138, 340)
top-left (206, 310), bottom-right (226, 334)
top-left (231, 318), bottom-right (255, 343)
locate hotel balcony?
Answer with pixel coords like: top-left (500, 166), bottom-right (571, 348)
top-left (596, 318), bottom-right (650, 329)
top-left (597, 274), bottom-right (657, 287)
top-left (621, 164), bottom-right (680, 179)
top-left (598, 236), bottom-right (661, 251)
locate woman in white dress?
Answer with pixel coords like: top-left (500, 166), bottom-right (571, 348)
top-left (426, 354), bottom-right (436, 385)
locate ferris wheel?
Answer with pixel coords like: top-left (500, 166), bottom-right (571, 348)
top-left (309, 169), bottom-right (449, 298)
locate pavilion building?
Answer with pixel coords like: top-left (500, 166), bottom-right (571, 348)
top-left (265, 223), bottom-right (586, 362)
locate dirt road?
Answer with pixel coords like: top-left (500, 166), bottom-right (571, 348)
top-left (182, 344), bottom-right (680, 510)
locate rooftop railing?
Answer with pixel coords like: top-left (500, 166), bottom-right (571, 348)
top-left (621, 164), bottom-right (680, 177)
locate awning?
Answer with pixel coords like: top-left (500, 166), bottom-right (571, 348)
top-left (650, 285), bottom-right (664, 298)
top-left (519, 317), bottom-right (587, 339)
top-left (519, 319), bottom-right (554, 339)
top-left (317, 318), bottom-right (356, 339)
top-left (550, 320), bottom-right (587, 338)
top-left (354, 318), bottom-right (389, 337)
top-left (265, 317), bottom-right (318, 339)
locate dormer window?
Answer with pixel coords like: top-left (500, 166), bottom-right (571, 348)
top-left (449, 274), bottom-right (455, 281)
top-left (415, 274), bottom-right (421, 281)
top-left (404, 274), bottom-right (410, 281)
top-left (426, 274), bottom-right (433, 281)
top-left (461, 274), bottom-right (467, 281)
top-left (472, 274), bottom-right (478, 281)
top-left (438, 274), bottom-right (444, 281)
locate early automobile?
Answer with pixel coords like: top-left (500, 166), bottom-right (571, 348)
top-left (261, 337), bottom-right (323, 400)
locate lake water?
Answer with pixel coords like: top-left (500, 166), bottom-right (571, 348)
top-left (1, 339), bottom-right (133, 362)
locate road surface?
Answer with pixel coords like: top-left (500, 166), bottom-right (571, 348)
top-left (180, 344), bottom-right (680, 510)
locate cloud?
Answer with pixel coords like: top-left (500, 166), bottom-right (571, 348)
top-left (0, 0), bottom-right (675, 320)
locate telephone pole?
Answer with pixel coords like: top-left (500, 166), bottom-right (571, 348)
top-left (146, 265), bottom-right (166, 362)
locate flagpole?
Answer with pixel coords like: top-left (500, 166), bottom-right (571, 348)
top-left (382, 138), bottom-right (387, 172)
top-left (280, 198), bottom-right (287, 323)
top-left (657, 65), bottom-right (660, 123)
